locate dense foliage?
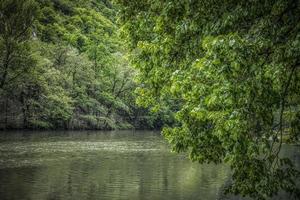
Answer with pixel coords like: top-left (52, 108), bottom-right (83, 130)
top-left (116, 0), bottom-right (300, 199)
top-left (0, 0), bottom-right (173, 130)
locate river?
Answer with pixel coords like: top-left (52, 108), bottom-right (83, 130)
top-left (0, 130), bottom-right (299, 200)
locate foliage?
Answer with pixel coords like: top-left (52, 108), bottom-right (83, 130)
top-left (0, 0), bottom-right (170, 130)
top-left (116, 0), bottom-right (300, 199)
top-left (0, 0), bottom-right (38, 89)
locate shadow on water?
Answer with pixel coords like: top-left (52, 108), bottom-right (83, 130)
top-left (0, 131), bottom-right (299, 200)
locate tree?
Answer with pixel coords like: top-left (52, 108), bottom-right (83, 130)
top-left (0, 0), bottom-right (38, 89)
top-left (0, 0), bottom-right (39, 129)
top-left (116, 0), bottom-right (300, 199)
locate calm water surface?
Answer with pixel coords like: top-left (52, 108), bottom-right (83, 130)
top-left (0, 131), bottom-right (299, 200)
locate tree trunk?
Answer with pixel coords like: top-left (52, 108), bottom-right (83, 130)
top-left (20, 91), bottom-right (28, 129)
top-left (4, 97), bottom-right (8, 129)
top-left (0, 40), bottom-right (11, 89)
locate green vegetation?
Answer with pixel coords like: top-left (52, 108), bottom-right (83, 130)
top-left (0, 0), bottom-right (173, 130)
top-left (116, 0), bottom-right (300, 199)
top-left (1, 0), bottom-right (300, 199)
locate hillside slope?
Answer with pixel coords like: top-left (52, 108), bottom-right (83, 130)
top-left (0, 0), bottom-right (174, 130)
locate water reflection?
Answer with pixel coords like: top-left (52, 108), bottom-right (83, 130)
top-left (0, 131), bottom-right (298, 200)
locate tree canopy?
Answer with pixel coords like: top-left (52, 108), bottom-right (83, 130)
top-left (116, 0), bottom-right (300, 199)
top-left (0, 0), bottom-right (173, 130)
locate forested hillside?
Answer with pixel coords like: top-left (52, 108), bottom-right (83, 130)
top-left (0, 0), bottom-right (174, 130)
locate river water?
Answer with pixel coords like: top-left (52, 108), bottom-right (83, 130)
top-left (0, 130), bottom-right (299, 200)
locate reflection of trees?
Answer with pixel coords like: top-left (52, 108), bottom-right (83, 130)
top-left (0, 167), bottom-right (38, 200)
top-left (1, 151), bottom-right (230, 200)
top-left (1, 138), bottom-right (297, 200)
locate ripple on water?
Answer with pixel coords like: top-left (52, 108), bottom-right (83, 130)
top-left (0, 140), bottom-right (167, 169)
